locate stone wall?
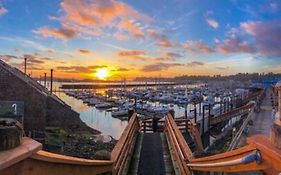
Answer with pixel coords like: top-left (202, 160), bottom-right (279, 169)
top-left (0, 60), bottom-right (91, 133)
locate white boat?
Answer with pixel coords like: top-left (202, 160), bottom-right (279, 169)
top-left (95, 103), bottom-right (112, 109)
top-left (112, 109), bottom-right (129, 117)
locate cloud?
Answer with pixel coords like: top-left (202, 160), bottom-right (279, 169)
top-left (152, 52), bottom-right (183, 62)
top-left (117, 67), bottom-right (129, 71)
top-left (216, 66), bottom-right (230, 70)
top-left (0, 7), bottom-right (7, 16)
top-left (34, 26), bottom-right (77, 40)
top-left (186, 61), bottom-right (205, 67)
top-left (241, 20), bottom-right (281, 57)
top-left (148, 29), bottom-right (173, 48)
top-left (47, 49), bottom-right (54, 54)
top-left (113, 32), bottom-right (129, 41)
top-left (0, 36), bottom-right (56, 53)
top-left (206, 18), bottom-right (219, 29)
top-left (216, 37), bottom-right (256, 54)
top-left (260, 1), bottom-right (279, 13)
top-left (117, 50), bottom-right (147, 60)
top-left (24, 54), bottom-right (45, 64)
top-left (166, 52), bottom-right (183, 59)
top-left (78, 49), bottom-right (92, 55)
top-left (0, 55), bottom-right (18, 62)
top-left (183, 41), bottom-right (214, 53)
top-left (35, 0), bottom-right (152, 40)
top-left (56, 65), bottom-right (105, 73)
top-left (141, 63), bottom-right (184, 72)
top-left (119, 19), bottom-right (144, 39)
top-left (216, 27), bottom-right (256, 54)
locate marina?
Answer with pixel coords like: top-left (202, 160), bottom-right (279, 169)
top-left (51, 80), bottom-right (259, 141)
top-left (1, 1), bottom-right (281, 174)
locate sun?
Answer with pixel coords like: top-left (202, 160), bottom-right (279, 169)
top-left (95, 68), bottom-right (110, 80)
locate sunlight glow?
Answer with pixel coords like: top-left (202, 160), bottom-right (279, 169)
top-left (95, 68), bottom-right (110, 80)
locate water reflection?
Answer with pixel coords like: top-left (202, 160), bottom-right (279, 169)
top-left (55, 92), bottom-right (128, 139)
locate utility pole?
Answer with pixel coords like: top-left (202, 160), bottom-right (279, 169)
top-left (50, 69), bottom-right (53, 93)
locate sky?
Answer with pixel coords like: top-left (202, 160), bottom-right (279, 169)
top-left (0, 0), bottom-right (281, 80)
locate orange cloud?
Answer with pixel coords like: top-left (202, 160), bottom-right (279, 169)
top-left (78, 49), bottom-right (92, 55)
top-left (216, 37), bottom-right (256, 54)
top-left (148, 29), bottom-right (173, 48)
top-left (119, 19), bottom-right (144, 39)
top-left (118, 50), bottom-right (147, 60)
top-left (113, 32), bottom-right (129, 41)
top-left (34, 26), bottom-right (77, 40)
top-left (56, 65), bottom-right (105, 73)
top-left (186, 61), bottom-right (205, 67)
top-left (152, 52), bottom-right (182, 62)
top-left (35, 0), bottom-right (152, 40)
top-left (183, 41), bottom-right (214, 53)
top-left (141, 63), bottom-right (184, 72)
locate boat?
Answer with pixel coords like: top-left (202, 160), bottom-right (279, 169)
top-left (95, 103), bottom-right (112, 109)
top-left (112, 109), bottom-right (129, 117)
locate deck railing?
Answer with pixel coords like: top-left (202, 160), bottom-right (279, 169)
top-left (111, 113), bottom-right (140, 175)
top-left (141, 118), bottom-right (190, 133)
top-left (165, 114), bottom-right (193, 175)
top-left (210, 102), bottom-right (255, 125)
top-left (164, 114), bottom-right (281, 174)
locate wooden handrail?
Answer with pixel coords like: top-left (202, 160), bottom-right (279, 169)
top-left (210, 102), bottom-right (255, 125)
top-left (183, 135), bottom-right (281, 174)
top-left (165, 118), bottom-right (191, 174)
top-left (165, 114), bottom-right (194, 175)
top-left (186, 120), bottom-right (204, 151)
top-left (31, 150), bottom-right (113, 165)
top-left (111, 113), bottom-right (140, 175)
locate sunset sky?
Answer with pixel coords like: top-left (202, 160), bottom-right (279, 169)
top-left (0, 0), bottom-right (281, 80)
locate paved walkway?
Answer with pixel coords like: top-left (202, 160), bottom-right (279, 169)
top-left (237, 88), bottom-right (273, 147)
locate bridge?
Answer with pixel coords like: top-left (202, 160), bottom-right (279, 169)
top-left (1, 86), bottom-right (281, 174)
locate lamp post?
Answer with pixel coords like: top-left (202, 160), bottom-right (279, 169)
top-left (24, 57), bottom-right (27, 75)
top-left (50, 69), bottom-right (53, 93)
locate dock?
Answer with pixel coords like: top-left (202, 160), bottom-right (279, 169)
top-left (60, 82), bottom-right (181, 89)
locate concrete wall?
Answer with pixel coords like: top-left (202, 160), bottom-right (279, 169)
top-left (0, 65), bottom-right (46, 131)
top-left (0, 61), bottom-right (87, 133)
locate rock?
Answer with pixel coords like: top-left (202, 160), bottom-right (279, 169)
top-left (94, 149), bottom-right (111, 160)
top-left (94, 135), bottom-right (112, 144)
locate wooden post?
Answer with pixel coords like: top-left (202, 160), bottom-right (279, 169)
top-left (185, 104), bottom-right (188, 119)
top-left (208, 104), bottom-right (211, 130)
top-left (0, 119), bottom-right (22, 151)
top-left (194, 103), bottom-right (197, 123)
top-left (202, 105), bottom-right (205, 134)
top-left (270, 122), bottom-right (281, 148)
